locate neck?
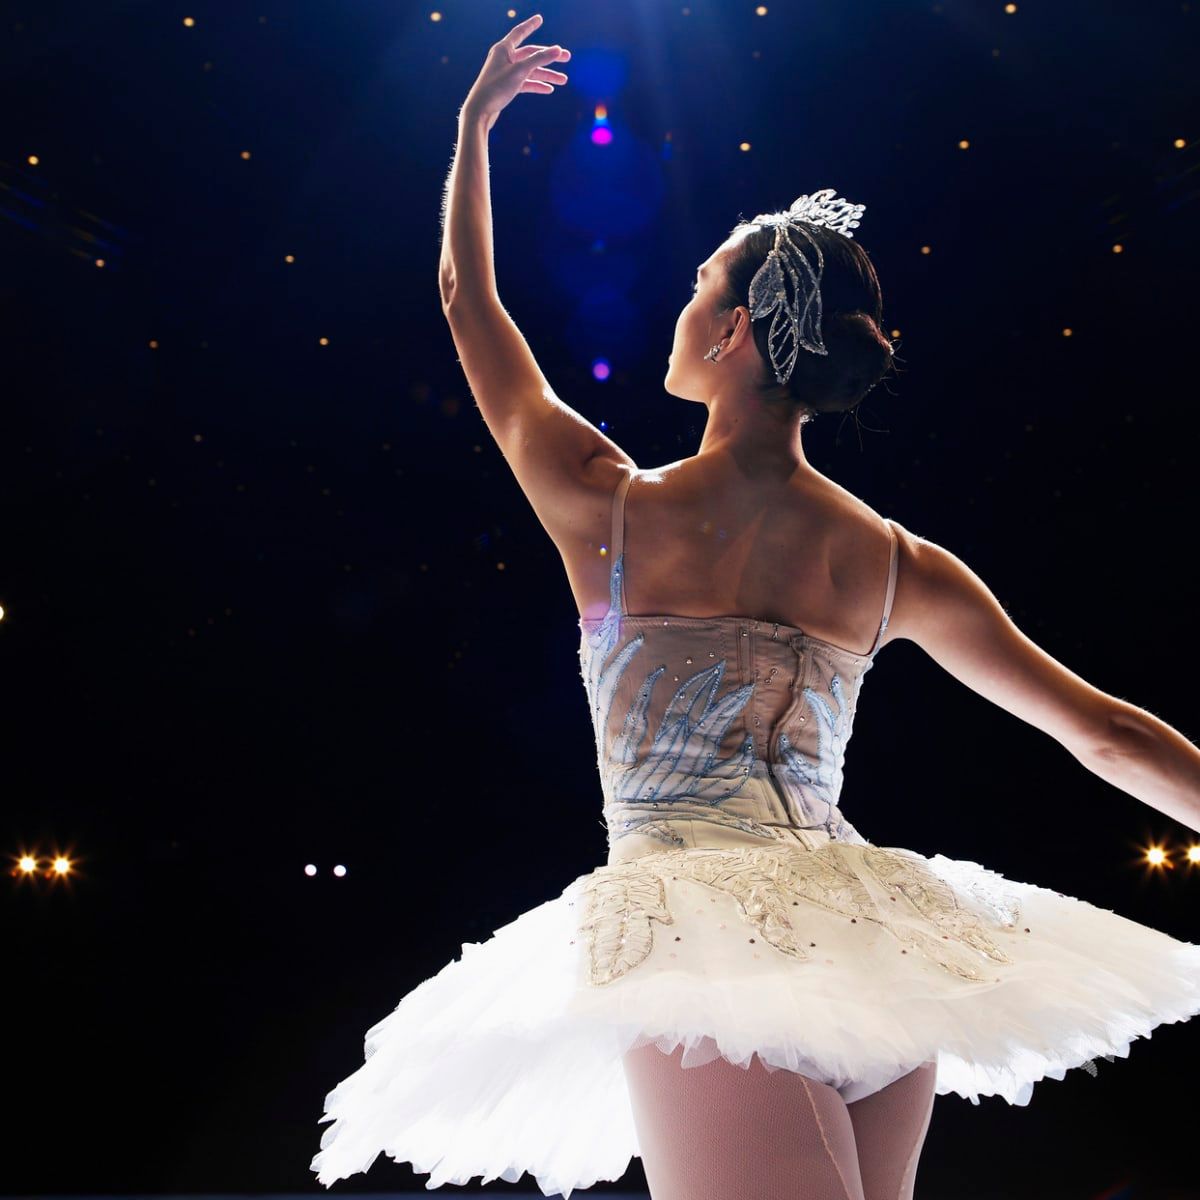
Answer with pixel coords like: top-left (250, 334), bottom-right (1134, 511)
top-left (695, 390), bottom-right (811, 480)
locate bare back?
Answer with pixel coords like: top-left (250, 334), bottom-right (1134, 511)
top-left (559, 457), bottom-right (897, 658)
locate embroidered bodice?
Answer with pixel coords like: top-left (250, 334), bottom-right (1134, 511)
top-left (578, 467), bottom-right (898, 864)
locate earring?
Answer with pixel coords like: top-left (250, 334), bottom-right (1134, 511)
top-left (704, 341), bottom-right (723, 362)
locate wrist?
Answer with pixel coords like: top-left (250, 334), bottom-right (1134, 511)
top-left (460, 100), bottom-right (498, 133)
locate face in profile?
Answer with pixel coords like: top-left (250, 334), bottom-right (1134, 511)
top-left (666, 225), bottom-right (761, 405)
top-left (665, 249), bottom-right (725, 405)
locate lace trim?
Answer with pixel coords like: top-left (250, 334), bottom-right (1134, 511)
top-left (577, 845), bottom-right (1020, 987)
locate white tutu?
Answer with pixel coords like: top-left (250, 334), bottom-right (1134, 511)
top-left (310, 840), bottom-right (1200, 1197)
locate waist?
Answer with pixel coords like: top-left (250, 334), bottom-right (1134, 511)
top-left (603, 767), bottom-right (870, 866)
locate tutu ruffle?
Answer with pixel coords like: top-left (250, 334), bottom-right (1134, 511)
top-left (311, 841), bottom-right (1200, 1197)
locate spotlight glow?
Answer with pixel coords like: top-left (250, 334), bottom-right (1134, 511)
top-left (590, 104), bottom-right (613, 146)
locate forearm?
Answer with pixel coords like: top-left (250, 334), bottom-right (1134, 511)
top-left (438, 103), bottom-right (500, 307)
top-left (1080, 706), bottom-right (1200, 834)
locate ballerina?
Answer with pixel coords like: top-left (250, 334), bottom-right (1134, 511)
top-left (312, 15), bottom-right (1200, 1199)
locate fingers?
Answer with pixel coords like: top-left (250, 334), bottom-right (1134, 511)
top-left (504, 11), bottom-right (570, 87)
top-left (506, 12), bottom-right (543, 46)
top-left (513, 43), bottom-right (570, 62)
top-left (527, 66), bottom-right (568, 83)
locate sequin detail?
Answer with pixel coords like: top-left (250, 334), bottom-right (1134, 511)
top-left (575, 845), bottom-right (1017, 986)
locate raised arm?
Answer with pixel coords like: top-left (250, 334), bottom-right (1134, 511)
top-left (437, 17), bottom-right (635, 545)
top-left (886, 520), bottom-right (1200, 833)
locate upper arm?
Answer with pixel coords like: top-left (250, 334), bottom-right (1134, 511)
top-left (506, 400), bottom-right (636, 545)
top-left (887, 520), bottom-right (1124, 760)
top-left (441, 292), bottom-right (636, 543)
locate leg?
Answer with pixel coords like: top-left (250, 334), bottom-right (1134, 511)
top-left (621, 1039), bottom-right (866, 1200)
top-left (845, 1061), bottom-right (938, 1200)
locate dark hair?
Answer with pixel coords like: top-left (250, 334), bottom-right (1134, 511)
top-left (715, 213), bottom-right (896, 423)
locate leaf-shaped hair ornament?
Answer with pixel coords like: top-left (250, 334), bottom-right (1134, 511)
top-left (746, 188), bottom-right (867, 386)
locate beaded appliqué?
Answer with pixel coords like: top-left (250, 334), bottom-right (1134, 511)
top-left (576, 845), bottom-right (1017, 986)
top-left (858, 849), bottom-right (1018, 977)
top-left (579, 867), bottom-right (675, 986)
top-left (775, 672), bottom-right (857, 840)
top-left (919, 855), bottom-right (1023, 929)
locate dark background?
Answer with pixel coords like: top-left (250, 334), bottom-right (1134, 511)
top-left (2, 1), bottom-right (1198, 1197)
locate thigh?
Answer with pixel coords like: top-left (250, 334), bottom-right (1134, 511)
top-left (845, 1061), bottom-right (938, 1200)
top-left (621, 1038), bottom-right (866, 1200)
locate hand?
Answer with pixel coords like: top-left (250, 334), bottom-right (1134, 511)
top-left (462, 13), bottom-right (570, 125)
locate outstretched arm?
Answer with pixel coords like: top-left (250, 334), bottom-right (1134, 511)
top-left (438, 17), bottom-right (634, 543)
top-left (889, 520), bottom-right (1200, 833)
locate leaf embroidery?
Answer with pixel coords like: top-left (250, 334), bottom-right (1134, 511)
top-left (577, 845), bottom-right (1018, 987)
top-left (776, 673), bottom-right (856, 839)
top-left (580, 562), bottom-right (780, 844)
top-left (579, 868), bottom-right (674, 987)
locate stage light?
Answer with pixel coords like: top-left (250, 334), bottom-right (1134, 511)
top-left (1144, 845), bottom-right (1170, 868)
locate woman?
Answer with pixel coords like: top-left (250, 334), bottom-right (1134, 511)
top-left (311, 16), bottom-right (1200, 1199)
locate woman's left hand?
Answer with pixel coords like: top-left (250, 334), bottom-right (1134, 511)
top-left (462, 13), bottom-right (570, 124)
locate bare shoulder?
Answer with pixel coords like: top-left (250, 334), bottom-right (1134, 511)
top-left (539, 450), bottom-right (638, 551)
top-left (880, 518), bottom-right (1008, 647)
top-left (873, 517), bottom-right (925, 647)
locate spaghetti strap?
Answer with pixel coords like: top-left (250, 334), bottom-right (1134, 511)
top-left (609, 466), bottom-right (636, 616)
top-left (870, 518), bottom-right (899, 655)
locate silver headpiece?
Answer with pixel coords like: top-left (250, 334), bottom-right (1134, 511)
top-left (713, 188), bottom-right (868, 387)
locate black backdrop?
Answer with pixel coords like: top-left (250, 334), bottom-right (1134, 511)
top-left (2, 1), bottom-right (1197, 1195)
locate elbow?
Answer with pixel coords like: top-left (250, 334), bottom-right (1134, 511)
top-left (1098, 703), bottom-right (1158, 761)
top-left (439, 274), bottom-right (456, 311)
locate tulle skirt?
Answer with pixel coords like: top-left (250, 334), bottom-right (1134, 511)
top-left (310, 837), bottom-right (1200, 1197)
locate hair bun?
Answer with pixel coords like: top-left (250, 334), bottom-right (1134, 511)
top-left (804, 312), bottom-right (894, 414)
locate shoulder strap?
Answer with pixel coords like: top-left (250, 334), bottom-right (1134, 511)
top-left (870, 519), bottom-right (899, 655)
top-left (610, 466), bottom-right (636, 615)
